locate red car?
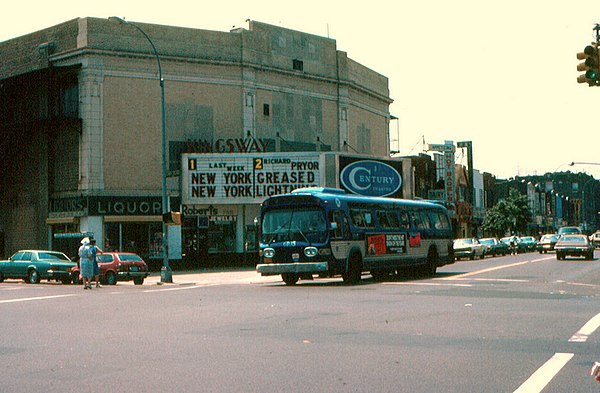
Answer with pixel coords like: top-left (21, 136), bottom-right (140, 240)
top-left (72, 252), bottom-right (149, 285)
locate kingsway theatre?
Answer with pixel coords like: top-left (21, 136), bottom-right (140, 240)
top-left (180, 152), bottom-right (412, 267)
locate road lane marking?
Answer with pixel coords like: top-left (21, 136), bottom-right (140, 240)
top-left (513, 352), bottom-right (574, 393)
top-left (439, 256), bottom-right (554, 281)
top-left (0, 294), bottom-right (76, 304)
top-left (382, 282), bottom-right (472, 287)
top-left (143, 283), bottom-right (220, 293)
top-left (439, 261), bottom-right (530, 280)
top-left (569, 312), bottom-right (600, 342)
top-left (453, 278), bottom-right (530, 283)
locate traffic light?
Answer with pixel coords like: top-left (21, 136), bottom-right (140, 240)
top-left (163, 211), bottom-right (181, 225)
top-left (577, 44), bottom-right (600, 86)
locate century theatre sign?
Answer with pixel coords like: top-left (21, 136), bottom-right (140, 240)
top-left (181, 153), bottom-right (323, 205)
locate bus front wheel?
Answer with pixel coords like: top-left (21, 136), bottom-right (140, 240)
top-left (281, 274), bottom-right (299, 286)
top-left (342, 254), bottom-right (362, 285)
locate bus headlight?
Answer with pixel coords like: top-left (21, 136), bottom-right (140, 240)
top-left (263, 248), bottom-right (275, 258)
top-left (304, 247), bottom-right (318, 257)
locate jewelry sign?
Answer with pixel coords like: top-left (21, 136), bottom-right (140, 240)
top-left (182, 153), bottom-right (323, 204)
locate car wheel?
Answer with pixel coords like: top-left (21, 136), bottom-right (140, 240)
top-left (0, 271), bottom-right (4, 283)
top-left (28, 269), bottom-right (40, 284)
top-left (106, 271), bottom-right (117, 285)
top-left (71, 273), bottom-right (81, 285)
top-left (61, 277), bottom-right (71, 285)
top-left (281, 274), bottom-right (299, 286)
top-left (133, 277), bottom-right (144, 285)
top-left (556, 252), bottom-right (563, 261)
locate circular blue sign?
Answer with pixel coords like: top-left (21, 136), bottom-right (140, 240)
top-left (340, 160), bottom-right (402, 197)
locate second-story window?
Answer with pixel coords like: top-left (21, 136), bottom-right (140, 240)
top-left (293, 59), bottom-right (304, 71)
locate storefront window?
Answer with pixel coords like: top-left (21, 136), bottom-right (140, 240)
top-left (104, 222), bottom-right (163, 261)
top-left (207, 221), bottom-right (236, 253)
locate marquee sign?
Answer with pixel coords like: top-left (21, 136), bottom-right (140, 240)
top-left (182, 153), bottom-right (323, 205)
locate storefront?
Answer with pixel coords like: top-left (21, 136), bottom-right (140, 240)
top-left (48, 195), bottom-right (181, 269)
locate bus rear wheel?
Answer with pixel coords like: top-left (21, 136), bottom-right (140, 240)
top-left (281, 274), bottom-right (299, 286)
top-left (423, 248), bottom-right (438, 277)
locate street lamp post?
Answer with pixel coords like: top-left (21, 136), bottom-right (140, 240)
top-left (110, 17), bottom-right (172, 282)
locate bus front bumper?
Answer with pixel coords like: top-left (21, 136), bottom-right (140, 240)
top-left (257, 262), bottom-right (329, 276)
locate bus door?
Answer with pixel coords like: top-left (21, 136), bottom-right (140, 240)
top-left (329, 209), bottom-right (352, 262)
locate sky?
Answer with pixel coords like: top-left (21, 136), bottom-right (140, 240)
top-left (2, 0), bottom-right (600, 180)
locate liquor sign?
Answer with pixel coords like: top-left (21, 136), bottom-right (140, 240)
top-left (182, 153), bottom-right (323, 205)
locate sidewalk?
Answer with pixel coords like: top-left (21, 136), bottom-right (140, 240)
top-left (143, 267), bottom-right (281, 286)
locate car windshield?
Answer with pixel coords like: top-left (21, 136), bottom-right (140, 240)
top-left (559, 227), bottom-right (581, 235)
top-left (261, 207), bottom-right (327, 244)
top-left (38, 252), bottom-right (71, 261)
top-left (559, 235), bottom-right (587, 243)
top-left (454, 239), bottom-right (474, 246)
top-left (521, 237), bottom-right (534, 241)
top-left (541, 235), bottom-right (558, 241)
top-left (118, 254), bottom-right (143, 262)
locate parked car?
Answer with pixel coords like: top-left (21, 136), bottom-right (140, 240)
top-left (518, 236), bottom-right (537, 253)
top-left (479, 237), bottom-right (508, 256)
top-left (536, 234), bottom-right (559, 253)
top-left (0, 250), bottom-right (76, 284)
top-left (590, 231), bottom-right (600, 249)
top-left (453, 238), bottom-right (486, 260)
top-left (558, 226), bottom-right (582, 236)
top-left (555, 234), bottom-right (595, 260)
top-left (72, 252), bottom-right (149, 285)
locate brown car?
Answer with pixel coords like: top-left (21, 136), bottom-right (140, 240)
top-left (555, 235), bottom-right (595, 260)
top-left (72, 252), bottom-right (149, 285)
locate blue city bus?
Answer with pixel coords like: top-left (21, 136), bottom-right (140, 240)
top-left (256, 188), bottom-right (454, 285)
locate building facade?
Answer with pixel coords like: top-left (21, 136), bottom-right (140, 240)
top-left (0, 18), bottom-right (394, 266)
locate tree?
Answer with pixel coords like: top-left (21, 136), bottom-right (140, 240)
top-left (483, 189), bottom-right (531, 237)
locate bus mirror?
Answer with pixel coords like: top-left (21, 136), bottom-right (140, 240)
top-left (330, 222), bottom-right (338, 230)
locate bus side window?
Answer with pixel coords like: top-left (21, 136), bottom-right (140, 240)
top-left (377, 210), bottom-right (400, 229)
top-left (330, 210), bottom-right (349, 240)
top-left (412, 211), bottom-right (431, 230)
top-left (399, 211), bottom-right (410, 229)
top-left (430, 212), bottom-right (447, 230)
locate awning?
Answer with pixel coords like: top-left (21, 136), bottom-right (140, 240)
top-left (104, 215), bottom-right (162, 223)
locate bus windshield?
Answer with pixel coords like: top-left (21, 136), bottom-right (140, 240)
top-left (261, 207), bottom-right (328, 244)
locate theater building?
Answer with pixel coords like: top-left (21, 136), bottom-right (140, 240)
top-left (0, 17), bottom-right (395, 267)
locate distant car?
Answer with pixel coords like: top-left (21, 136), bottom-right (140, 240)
top-left (0, 250), bottom-right (76, 284)
top-left (537, 234), bottom-right (559, 253)
top-left (558, 226), bottom-right (582, 236)
top-left (453, 238), bottom-right (486, 260)
top-left (555, 234), bottom-right (594, 260)
top-left (518, 236), bottom-right (537, 253)
top-left (479, 238), bottom-right (508, 257)
top-left (590, 231), bottom-right (600, 249)
top-left (72, 252), bottom-right (149, 285)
